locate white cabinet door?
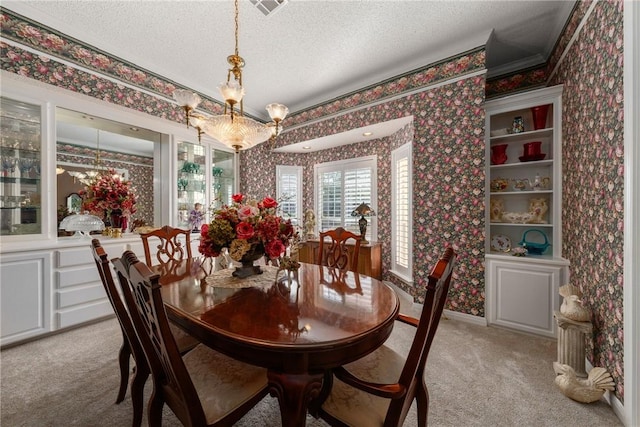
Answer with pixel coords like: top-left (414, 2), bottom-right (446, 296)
top-left (0, 251), bottom-right (52, 346)
top-left (487, 257), bottom-right (567, 338)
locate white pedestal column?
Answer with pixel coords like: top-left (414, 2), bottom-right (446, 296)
top-left (553, 310), bottom-right (593, 378)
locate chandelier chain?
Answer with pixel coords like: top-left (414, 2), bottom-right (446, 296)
top-left (234, 0), bottom-right (239, 57)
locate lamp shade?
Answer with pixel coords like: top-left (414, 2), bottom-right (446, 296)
top-left (351, 202), bottom-right (375, 217)
top-left (173, 89), bottom-right (202, 109)
top-left (219, 80), bottom-right (245, 104)
top-left (266, 103), bottom-right (289, 122)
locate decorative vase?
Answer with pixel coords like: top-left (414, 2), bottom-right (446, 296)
top-left (523, 141), bottom-right (542, 157)
top-left (490, 144), bottom-right (508, 165)
top-left (531, 104), bottom-right (550, 130)
top-left (110, 209), bottom-right (128, 233)
top-left (233, 244), bottom-right (265, 278)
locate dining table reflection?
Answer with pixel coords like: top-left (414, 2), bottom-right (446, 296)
top-left (155, 258), bottom-right (399, 426)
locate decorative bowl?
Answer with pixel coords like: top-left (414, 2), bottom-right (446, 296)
top-left (519, 229), bottom-right (550, 255)
top-left (490, 128), bottom-right (510, 137)
top-left (490, 178), bottom-right (509, 192)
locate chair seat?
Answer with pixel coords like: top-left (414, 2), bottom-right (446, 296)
top-left (183, 344), bottom-right (269, 425)
top-left (169, 322), bottom-right (199, 353)
top-left (321, 345), bottom-right (405, 426)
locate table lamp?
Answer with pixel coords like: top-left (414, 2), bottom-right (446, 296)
top-left (351, 202), bottom-right (375, 244)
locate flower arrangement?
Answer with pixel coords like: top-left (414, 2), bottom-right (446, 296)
top-left (79, 169), bottom-right (137, 219)
top-left (199, 193), bottom-right (294, 261)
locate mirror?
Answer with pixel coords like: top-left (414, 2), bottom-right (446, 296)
top-left (56, 108), bottom-right (161, 233)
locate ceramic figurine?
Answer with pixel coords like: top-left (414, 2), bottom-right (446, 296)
top-left (553, 363), bottom-right (615, 403)
top-left (512, 116), bottom-right (524, 133)
top-left (304, 209), bottom-right (316, 240)
top-left (528, 198), bottom-right (548, 224)
top-left (490, 198), bottom-right (504, 222)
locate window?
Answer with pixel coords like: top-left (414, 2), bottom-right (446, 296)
top-left (314, 156), bottom-right (377, 240)
top-left (276, 165), bottom-right (303, 225)
top-left (391, 143), bottom-right (412, 281)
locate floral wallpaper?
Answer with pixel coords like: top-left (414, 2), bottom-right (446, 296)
top-left (548, 0), bottom-right (625, 402)
top-left (284, 49), bottom-right (486, 127)
top-left (57, 143), bottom-right (154, 226)
top-left (243, 74), bottom-right (487, 315)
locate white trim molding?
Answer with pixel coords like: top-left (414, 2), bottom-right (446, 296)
top-left (623, 1), bottom-right (639, 426)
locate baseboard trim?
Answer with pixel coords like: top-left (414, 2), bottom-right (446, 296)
top-left (585, 359), bottom-right (627, 426)
top-left (443, 309), bottom-right (488, 326)
top-left (384, 281), bottom-right (488, 327)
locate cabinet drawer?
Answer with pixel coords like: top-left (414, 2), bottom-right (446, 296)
top-left (56, 300), bottom-right (113, 328)
top-left (56, 246), bottom-right (94, 268)
top-left (57, 266), bottom-right (99, 288)
top-left (57, 284), bottom-right (106, 309)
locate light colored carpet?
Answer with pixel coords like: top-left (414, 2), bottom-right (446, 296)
top-left (1, 293), bottom-right (622, 426)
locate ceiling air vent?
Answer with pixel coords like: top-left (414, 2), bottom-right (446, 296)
top-left (250, 0), bottom-right (288, 17)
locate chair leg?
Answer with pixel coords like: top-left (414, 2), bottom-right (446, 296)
top-left (147, 390), bottom-right (164, 427)
top-left (116, 336), bottom-right (131, 404)
top-left (130, 363), bottom-right (149, 427)
top-left (416, 381), bottom-right (429, 427)
top-left (308, 370), bottom-right (333, 417)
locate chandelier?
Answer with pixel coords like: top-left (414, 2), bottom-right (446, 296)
top-left (173, 0), bottom-right (288, 153)
top-left (68, 130), bottom-right (119, 185)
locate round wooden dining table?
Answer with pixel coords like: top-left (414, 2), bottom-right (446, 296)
top-left (157, 259), bottom-right (400, 427)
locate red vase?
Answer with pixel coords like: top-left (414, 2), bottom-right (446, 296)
top-left (110, 210), bottom-right (128, 232)
top-left (531, 105), bottom-right (550, 130)
top-left (523, 141), bottom-right (542, 157)
top-left (490, 144), bottom-right (508, 165)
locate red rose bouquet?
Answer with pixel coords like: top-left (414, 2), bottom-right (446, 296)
top-left (79, 169), bottom-right (137, 219)
top-left (199, 193), bottom-right (294, 261)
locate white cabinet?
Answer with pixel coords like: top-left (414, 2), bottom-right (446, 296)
top-left (485, 86), bottom-right (569, 337)
top-left (0, 235), bottom-right (151, 347)
top-left (53, 238), bottom-right (155, 329)
top-left (486, 257), bottom-right (567, 338)
top-left (0, 251), bottom-right (52, 346)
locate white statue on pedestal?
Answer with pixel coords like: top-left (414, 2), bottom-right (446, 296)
top-left (304, 209), bottom-right (316, 240)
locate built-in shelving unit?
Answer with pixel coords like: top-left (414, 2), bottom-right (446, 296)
top-left (176, 141), bottom-right (235, 230)
top-left (484, 85), bottom-right (569, 338)
top-left (0, 97), bottom-right (42, 236)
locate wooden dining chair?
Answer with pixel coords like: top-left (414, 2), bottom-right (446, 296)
top-left (91, 239), bottom-right (149, 427)
top-left (139, 225), bottom-right (192, 267)
top-left (315, 247), bottom-right (457, 427)
top-left (319, 265), bottom-right (363, 296)
top-left (318, 227), bottom-right (362, 272)
top-left (112, 250), bottom-right (270, 427)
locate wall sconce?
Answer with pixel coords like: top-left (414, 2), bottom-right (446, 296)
top-left (351, 202), bottom-right (376, 244)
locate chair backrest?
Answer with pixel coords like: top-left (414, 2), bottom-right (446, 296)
top-left (317, 227), bottom-right (361, 271)
top-left (318, 265), bottom-right (363, 296)
top-left (112, 250), bottom-right (207, 426)
top-left (389, 246), bottom-right (457, 424)
top-left (140, 225), bottom-right (192, 267)
top-left (90, 239), bottom-right (147, 369)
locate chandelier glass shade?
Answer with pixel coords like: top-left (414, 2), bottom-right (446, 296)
top-left (172, 0), bottom-right (288, 152)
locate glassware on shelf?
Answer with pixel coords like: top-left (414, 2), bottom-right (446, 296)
top-left (1, 97), bottom-right (42, 236)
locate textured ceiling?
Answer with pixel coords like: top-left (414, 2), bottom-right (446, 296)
top-left (3, 0), bottom-right (576, 124)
